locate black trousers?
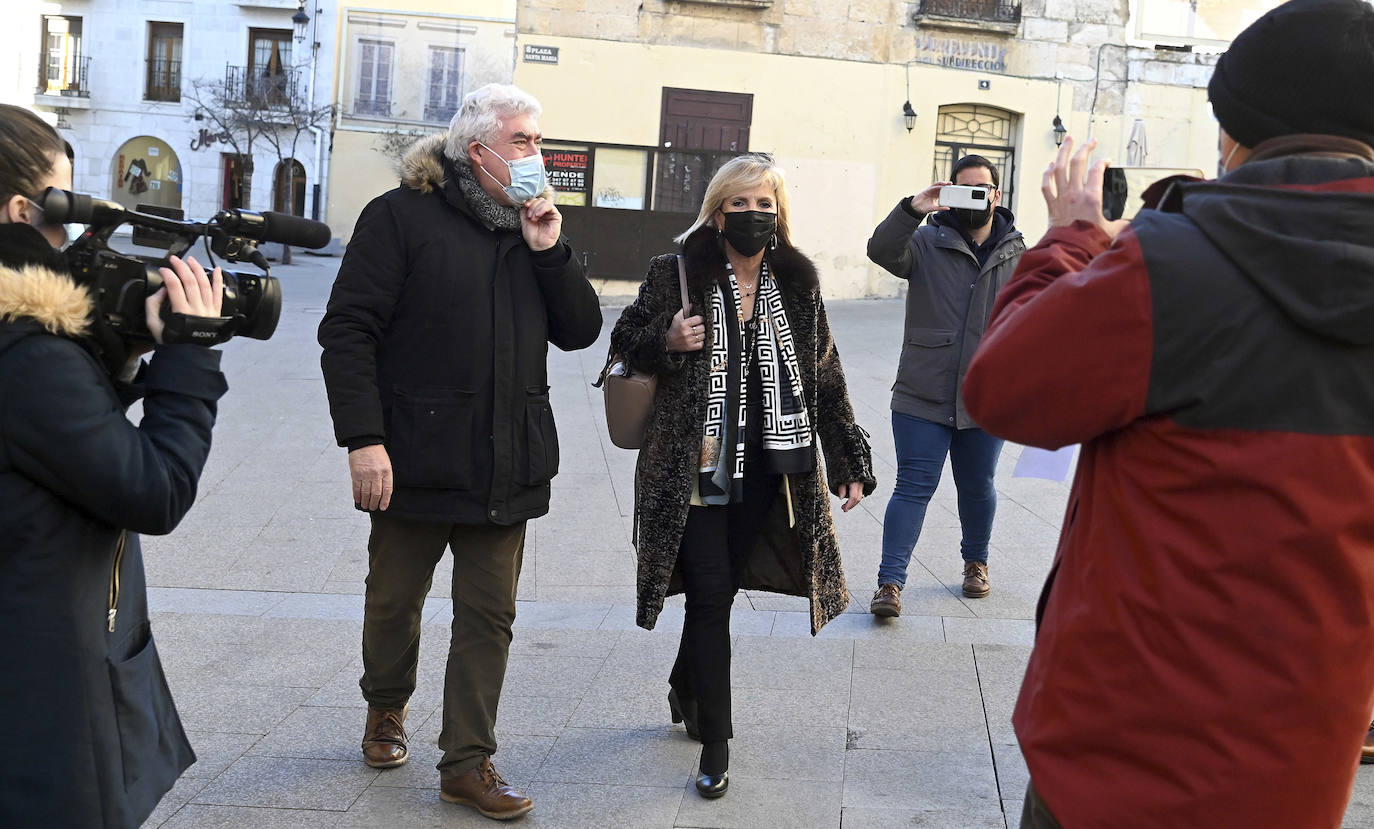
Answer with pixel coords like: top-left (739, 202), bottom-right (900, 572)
top-left (669, 471), bottom-right (780, 743)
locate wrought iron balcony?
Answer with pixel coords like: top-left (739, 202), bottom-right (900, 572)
top-left (354, 97), bottom-right (393, 117)
top-left (146, 58), bottom-right (181, 102)
top-left (36, 55), bottom-right (91, 97)
top-left (224, 64), bottom-right (305, 109)
top-left (423, 103), bottom-right (458, 124)
top-left (913, 0), bottom-right (1021, 25)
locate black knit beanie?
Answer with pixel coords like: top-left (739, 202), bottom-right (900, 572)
top-left (1208, 0), bottom-right (1374, 148)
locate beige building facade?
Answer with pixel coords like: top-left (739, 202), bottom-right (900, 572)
top-left (512, 0), bottom-right (1281, 297)
top-left (326, 0), bottom-right (517, 245)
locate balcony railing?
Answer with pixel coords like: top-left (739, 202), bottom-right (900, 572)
top-left (225, 64), bottom-right (305, 109)
top-left (354, 97), bottom-right (393, 117)
top-left (36, 55), bottom-right (91, 97)
top-left (424, 102), bottom-right (458, 124)
top-left (915, 0), bottom-right (1021, 25)
top-left (146, 58), bottom-right (181, 102)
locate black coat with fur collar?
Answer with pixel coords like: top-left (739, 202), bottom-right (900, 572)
top-left (611, 227), bottom-right (877, 635)
top-left (319, 135), bottom-right (602, 524)
top-left (0, 223), bottom-right (225, 827)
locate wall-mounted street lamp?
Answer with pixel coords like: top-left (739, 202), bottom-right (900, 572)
top-left (1052, 115), bottom-right (1067, 146)
top-left (292, 1), bottom-right (311, 42)
top-left (903, 101), bottom-right (917, 133)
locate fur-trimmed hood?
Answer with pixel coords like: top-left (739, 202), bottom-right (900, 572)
top-left (0, 261), bottom-right (91, 338)
top-left (400, 134), bottom-right (450, 194)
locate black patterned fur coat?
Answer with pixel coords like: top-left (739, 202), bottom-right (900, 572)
top-left (610, 226), bottom-right (877, 635)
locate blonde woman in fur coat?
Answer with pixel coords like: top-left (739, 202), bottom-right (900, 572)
top-left (610, 153), bottom-right (876, 798)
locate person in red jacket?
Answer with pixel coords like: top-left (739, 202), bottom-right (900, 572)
top-left (962, 1), bottom-right (1374, 826)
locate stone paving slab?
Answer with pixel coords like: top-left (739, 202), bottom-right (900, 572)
top-left (134, 256), bottom-right (1374, 828)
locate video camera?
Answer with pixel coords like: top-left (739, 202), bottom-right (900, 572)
top-left (39, 187), bottom-right (332, 344)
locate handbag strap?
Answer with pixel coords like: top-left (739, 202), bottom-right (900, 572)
top-left (676, 254), bottom-right (691, 315)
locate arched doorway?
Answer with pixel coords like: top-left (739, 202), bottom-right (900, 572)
top-left (932, 105), bottom-right (1018, 209)
top-left (109, 136), bottom-right (183, 213)
top-left (273, 158), bottom-right (306, 216)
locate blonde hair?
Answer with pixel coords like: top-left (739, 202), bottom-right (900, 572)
top-left (674, 153), bottom-right (793, 247)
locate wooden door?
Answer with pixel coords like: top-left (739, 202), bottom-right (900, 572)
top-left (655, 88), bottom-right (752, 213)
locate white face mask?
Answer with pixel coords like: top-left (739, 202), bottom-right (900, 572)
top-left (476, 142), bottom-right (548, 204)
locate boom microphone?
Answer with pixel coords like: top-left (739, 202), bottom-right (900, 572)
top-left (216, 209), bottom-right (332, 250)
top-left (261, 211), bottom-right (332, 250)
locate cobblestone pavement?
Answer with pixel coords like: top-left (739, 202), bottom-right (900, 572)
top-left (137, 256), bottom-right (1374, 828)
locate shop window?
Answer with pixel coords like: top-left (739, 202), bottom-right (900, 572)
top-left (110, 136), bottom-right (183, 213)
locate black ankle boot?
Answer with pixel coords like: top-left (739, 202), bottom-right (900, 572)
top-left (696, 740), bottom-right (728, 798)
top-left (668, 688), bottom-right (701, 741)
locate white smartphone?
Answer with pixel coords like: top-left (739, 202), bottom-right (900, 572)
top-left (938, 184), bottom-right (991, 210)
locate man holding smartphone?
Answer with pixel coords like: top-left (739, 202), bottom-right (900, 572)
top-left (865, 155), bottom-right (1025, 614)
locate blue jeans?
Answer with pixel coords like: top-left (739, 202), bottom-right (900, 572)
top-left (878, 411), bottom-right (1003, 587)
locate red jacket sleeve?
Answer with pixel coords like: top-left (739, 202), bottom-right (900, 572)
top-left (962, 220), bottom-right (1154, 449)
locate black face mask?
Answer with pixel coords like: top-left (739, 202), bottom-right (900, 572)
top-left (720, 210), bottom-right (776, 257)
top-left (951, 205), bottom-right (994, 230)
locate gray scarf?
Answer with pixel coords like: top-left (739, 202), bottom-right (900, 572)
top-left (450, 157), bottom-right (521, 231)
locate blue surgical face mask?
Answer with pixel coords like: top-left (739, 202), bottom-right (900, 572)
top-left (476, 142), bottom-right (547, 204)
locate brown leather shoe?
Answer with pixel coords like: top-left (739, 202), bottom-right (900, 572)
top-left (1362, 723), bottom-right (1374, 764)
top-left (441, 756), bottom-right (534, 820)
top-left (361, 704), bottom-right (408, 768)
top-left (870, 583), bottom-right (902, 617)
top-left (962, 562), bottom-right (990, 598)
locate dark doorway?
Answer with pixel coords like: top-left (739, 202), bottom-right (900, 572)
top-left (273, 158), bottom-right (306, 216)
top-left (221, 153), bottom-right (244, 209)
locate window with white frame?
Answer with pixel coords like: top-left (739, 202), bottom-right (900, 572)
top-left (1129, 0), bottom-right (1271, 50)
top-left (355, 39), bottom-right (393, 117)
top-left (425, 46), bottom-right (464, 124)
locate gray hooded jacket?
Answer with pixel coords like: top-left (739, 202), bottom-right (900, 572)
top-left (868, 200), bottom-right (1025, 429)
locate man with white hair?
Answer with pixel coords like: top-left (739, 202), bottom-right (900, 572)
top-left (319, 83), bottom-right (601, 820)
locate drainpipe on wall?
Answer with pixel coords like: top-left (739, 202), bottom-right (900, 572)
top-left (305, 4), bottom-right (330, 242)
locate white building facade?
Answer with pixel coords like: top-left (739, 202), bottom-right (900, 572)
top-left (14, 0), bottom-right (338, 237)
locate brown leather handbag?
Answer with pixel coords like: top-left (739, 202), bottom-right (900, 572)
top-left (596, 255), bottom-right (691, 450)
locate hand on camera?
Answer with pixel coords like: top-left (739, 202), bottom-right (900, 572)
top-left (909, 181), bottom-right (953, 216)
top-left (667, 309), bottom-right (707, 353)
top-left (1042, 137), bottom-right (1131, 242)
top-left (145, 255), bottom-right (225, 345)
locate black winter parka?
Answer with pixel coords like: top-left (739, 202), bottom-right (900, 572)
top-left (0, 223), bottom-right (225, 827)
top-left (319, 136), bottom-right (601, 524)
